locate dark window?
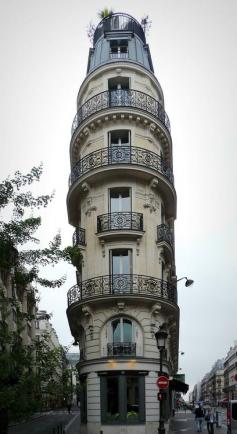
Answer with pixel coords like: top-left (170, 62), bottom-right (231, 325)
top-left (107, 377), bottom-right (119, 418)
top-left (108, 77), bottom-right (129, 91)
top-left (110, 40), bottom-right (128, 59)
top-left (109, 130), bottom-right (130, 146)
top-left (80, 376), bottom-right (87, 423)
top-left (232, 403), bottom-right (237, 420)
top-left (101, 374), bottom-right (145, 424)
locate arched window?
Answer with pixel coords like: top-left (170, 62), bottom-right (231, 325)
top-left (112, 318), bottom-right (132, 343)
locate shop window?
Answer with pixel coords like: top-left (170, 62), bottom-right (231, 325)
top-left (101, 373), bottom-right (145, 424)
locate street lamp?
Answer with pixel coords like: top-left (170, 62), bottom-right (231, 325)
top-left (155, 324), bottom-right (168, 434)
top-left (176, 276), bottom-right (194, 287)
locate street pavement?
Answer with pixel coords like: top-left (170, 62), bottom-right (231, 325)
top-left (170, 409), bottom-right (227, 434)
top-left (8, 408), bottom-right (80, 434)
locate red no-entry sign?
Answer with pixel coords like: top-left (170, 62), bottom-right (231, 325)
top-left (157, 376), bottom-right (169, 389)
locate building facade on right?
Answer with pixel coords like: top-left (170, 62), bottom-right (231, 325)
top-left (224, 343), bottom-right (237, 400)
top-left (66, 12), bottom-right (179, 434)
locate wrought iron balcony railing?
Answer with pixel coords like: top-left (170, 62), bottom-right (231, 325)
top-left (71, 89), bottom-right (170, 136)
top-left (69, 146), bottom-right (173, 187)
top-left (72, 227), bottom-right (86, 246)
top-left (67, 274), bottom-right (177, 306)
top-left (157, 224), bottom-right (174, 249)
top-left (97, 212), bottom-right (143, 233)
top-left (93, 13), bottom-right (146, 45)
top-left (107, 342), bottom-right (136, 357)
top-left (110, 52), bottom-right (128, 59)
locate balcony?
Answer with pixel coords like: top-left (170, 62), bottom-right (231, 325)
top-left (157, 224), bottom-right (174, 250)
top-left (93, 13), bottom-right (146, 45)
top-left (69, 146), bottom-right (173, 187)
top-left (107, 342), bottom-right (136, 357)
top-left (71, 89), bottom-right (170, 137)
top-left (73, 227), bottom-right (86, 246)
top-left (97, 212), bottom-right (143, 239)
top-left (67, 274), bottom-right (177, 306)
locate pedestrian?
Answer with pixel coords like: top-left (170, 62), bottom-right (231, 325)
top-left (205, 408), bottom-right (216, 434)
top-left (67, 402), bottom-right (72, 414)
top-left (195, 404), bottom-right (205, 432)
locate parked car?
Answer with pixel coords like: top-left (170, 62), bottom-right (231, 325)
top-left (227, 400), bottom-right (237, 434)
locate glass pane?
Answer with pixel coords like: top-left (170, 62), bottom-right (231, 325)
top-left (127, 377), bottom-right (139, 421)
top-left (123, 319), bottom-right (132, 342)
top-left (112, 319), bottom-right (121, 343)
top-left (121, 195), bottom-right (130, 211)
top-left (112, 254), bottom-right (121, 274)
top-left (122, 253), bottom-right (130, 274)
top-left (107, 377), bottom-right (119, 420)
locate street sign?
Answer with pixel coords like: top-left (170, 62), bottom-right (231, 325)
top-left (156, 375), bottom-right (169, 389)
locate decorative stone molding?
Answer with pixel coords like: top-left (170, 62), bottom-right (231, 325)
top-left (81, 182), bottom-right (90, 193)
top-left (136, 238), bottom-right (140, 256)
top-left (117, 302), bottom-right (125, 311)
top-left (100, 239), bottom-right (105, 257)
top-left (149, 177), bottom-right (159, 189)
top-left (157, 246), bottom-right (165, 264)
top-left (85, 196), bottom-right (97, 216)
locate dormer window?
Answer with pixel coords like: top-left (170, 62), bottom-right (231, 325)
top-left (110, 40), bottom-right (128, 59)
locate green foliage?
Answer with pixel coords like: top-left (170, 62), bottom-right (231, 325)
top-left (63, 246), bottom-right (82, 269)
top-left (0, 165), bottom-right (80, 287)
top-left (98, 8), bottom-right (114, 19)
top-left (0, 165), bottom-right (80, 419)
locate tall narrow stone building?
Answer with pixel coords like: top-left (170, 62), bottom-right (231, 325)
top-left (67, 12), bottom-right (179, 434)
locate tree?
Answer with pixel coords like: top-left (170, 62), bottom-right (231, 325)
top-left (0, 165), bottom-right (81, 420)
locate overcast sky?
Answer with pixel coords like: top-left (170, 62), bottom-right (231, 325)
top-left (1, 0), bottom-right (237, 392)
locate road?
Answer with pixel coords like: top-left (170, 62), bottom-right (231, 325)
top-left (9, 409), bottom-right (80, 434)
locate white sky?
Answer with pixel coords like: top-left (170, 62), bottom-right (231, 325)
top-left (1, 0), bottom-right (237, 392)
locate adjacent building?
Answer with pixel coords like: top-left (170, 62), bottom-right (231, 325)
top-left (224, 342), bottom-right (237, 400)
top-left (66, 12), bottom-right (179, 434)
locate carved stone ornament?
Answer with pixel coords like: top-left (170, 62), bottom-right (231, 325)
top-left (85, 196), bottom-right (97, 216)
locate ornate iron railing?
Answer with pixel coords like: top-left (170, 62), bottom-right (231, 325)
top-left (69, 146), bottom-right (174, 187)
top-left (107, 342), bottom-right (136, 356)
top-left (67, 274), bottom-right (177, 306)
top-left (157, 224), bottom-right (174, 248)
top-left (71, 89), bottom-right (170, 136)
top-left (93, 13), bottom-right (146, 45)
top-left (97, 212), bottom-right (143, 233)
top-left (73, 227), bottom-right (86, 246)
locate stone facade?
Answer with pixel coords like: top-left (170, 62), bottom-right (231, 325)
top-left (66, 13), bottom-right (179, 434)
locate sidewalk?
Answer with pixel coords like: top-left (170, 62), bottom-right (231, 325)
top-left (170, 410), bottom-right (227, 434)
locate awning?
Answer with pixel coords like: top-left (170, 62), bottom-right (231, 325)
top-left (170, 378), bottom-right (189, 394)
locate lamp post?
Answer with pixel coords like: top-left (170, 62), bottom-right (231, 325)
top-left (155, 324), bottom-right (168, 434)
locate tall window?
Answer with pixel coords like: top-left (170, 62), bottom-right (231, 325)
top-left (108, 77), bottom-right (130, 108)
top-left (109, 188), bottom-right (131, 213)
top-left (110, 249), bottom-right (132, 293)
top-left (110, 40), bottom-right (128, 59)
top-left (110, 249), bottom-right (132, 275)
top-left (101, 373), bottom-right (145, 424)
top-left (108, 130), bottom-right (131, 163)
